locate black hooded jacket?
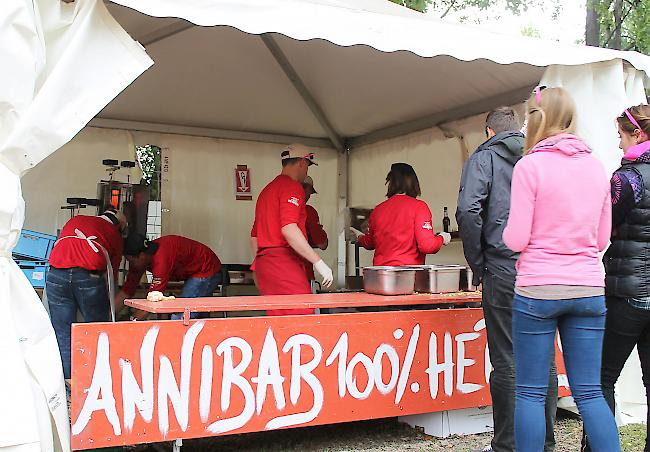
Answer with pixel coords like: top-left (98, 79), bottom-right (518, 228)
top-left (456, 131), bottom-right (524, 285)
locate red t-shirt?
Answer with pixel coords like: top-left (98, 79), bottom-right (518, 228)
top-left (305, 205), bottom-right (327, 247)
top-left (358, 194), bottom-right (444, 266)
top-left (122, 235), bottom-right (221, 296)
top-left (304, 204), bottom-right (327, 280)
top-left (251, 175), bottom-right (307, 249)
top-left (49, 215), bottom-right (123, 273)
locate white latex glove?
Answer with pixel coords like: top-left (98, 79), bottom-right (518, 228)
top-left (314, 259), bottom-right (333, 288)
top-left (439, 232), bottom-right (452, 246)
top-left (347, 227), bottom-right (364, 243)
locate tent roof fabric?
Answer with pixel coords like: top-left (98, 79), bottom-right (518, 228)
top-left (102, 0), bottom-right (650, 148)
top-left (110, 0), bottom-right (650, 70)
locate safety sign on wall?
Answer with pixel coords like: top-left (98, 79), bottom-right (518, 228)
top-left (235, 165), bottom-right (252, 200)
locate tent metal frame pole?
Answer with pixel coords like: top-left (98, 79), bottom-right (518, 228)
top-left (347, 84), bottom-right (536, 149)
top-left (88, 118), bottom-right (332, 148)
top-left (336, 149), bottom-right (349, 288)
top-left (260, 32), bottom-right (349, 286)
top-left (260, 34), bottom-right (345, 153)
top-left (140, 21), bottom-right (195, 47)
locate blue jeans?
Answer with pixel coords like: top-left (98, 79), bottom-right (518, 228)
top-left (47, 267), bottom-right (110, 379)
top-left (170, 272), bottom-right (222, 320)
top-left (513, 294), bottom-right (620, 452)
top-left (483, 273), bottom-right (557, 452)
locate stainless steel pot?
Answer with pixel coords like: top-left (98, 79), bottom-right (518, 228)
top-left (460, 267), bottom-right (478, 291)
top-left (363, 266), bottom-right (416, 295)
top-left (410, 265), bottom-right (464, 293)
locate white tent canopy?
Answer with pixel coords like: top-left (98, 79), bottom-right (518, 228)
top-left (2, 2), bottom-right (648, 444)
top-left (100, 0), bottom-right (650, 152)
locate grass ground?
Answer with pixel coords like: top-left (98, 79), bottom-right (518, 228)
top-left (128, 412), bottom-right (646, 451)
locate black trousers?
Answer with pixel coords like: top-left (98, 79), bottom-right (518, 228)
top-left (483, 271), bottom-right (557, 452)
top-left (582, 296), bottom-right (650, 452)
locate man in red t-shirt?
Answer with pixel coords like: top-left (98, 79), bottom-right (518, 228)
top-left (117, 233), bottom-right (222, 320)
top-left (302, 176), bottom-right (328, 287)
top-left (47, 209), bottom-right (127, 379)
top-left (250, 144), bottom-right (333, 315)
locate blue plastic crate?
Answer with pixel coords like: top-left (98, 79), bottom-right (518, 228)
top-left (16, 260), bottom-right (48, 288)
top-left (13, 229), bottom-right (58, 261)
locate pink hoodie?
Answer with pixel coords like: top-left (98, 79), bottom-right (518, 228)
top-left (503, 134), bottom-right (611, 287)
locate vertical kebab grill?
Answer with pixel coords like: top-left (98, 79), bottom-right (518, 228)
top-left (96, 159), bottom-right (149, 236)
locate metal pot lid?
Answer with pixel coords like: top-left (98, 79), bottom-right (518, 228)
top-left (404, 264), bottom-right (466, 270)
top-left (363, 266), bottom-right (416, 272)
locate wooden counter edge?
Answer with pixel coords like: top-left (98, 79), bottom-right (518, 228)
top-left (125, 291), bottom-right (482, 313)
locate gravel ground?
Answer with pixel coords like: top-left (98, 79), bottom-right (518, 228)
top-left (131, 411), bottom-right (645, 452)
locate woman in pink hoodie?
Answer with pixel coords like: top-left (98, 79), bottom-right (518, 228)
top-left (503, 87), bottom-right (620, 452)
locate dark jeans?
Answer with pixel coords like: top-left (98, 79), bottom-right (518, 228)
top-left (582, 297), bottom-right (650, 452)
top-left (514, 294), bottom-right (620, 452)
top-left (483, 272), bottom-right (557, 452)
top-left (170, 273), bottom-right (223, 320)
top-left (47, 267), bottom-right (110, 379)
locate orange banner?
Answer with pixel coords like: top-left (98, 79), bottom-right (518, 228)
top-left (70, 308), bottom-right (570, 450)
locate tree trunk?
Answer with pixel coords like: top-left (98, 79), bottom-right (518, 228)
top-left (611, 0), bottom-right (623, 49)
top-left (586, 0), bottom-right (601, 46)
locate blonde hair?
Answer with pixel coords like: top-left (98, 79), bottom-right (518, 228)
top-left (616, 104), bottom-right (650, 138)
top-left (524, 87), bottom-right (577, 153)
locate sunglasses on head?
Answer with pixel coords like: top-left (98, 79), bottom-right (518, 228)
top-left (533, 85), bottom-right (547, 104)
top-left (622, 109), bottom-right (646, 137)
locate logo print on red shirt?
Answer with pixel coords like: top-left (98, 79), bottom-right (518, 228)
top-left (288, 197), bottom-right (300, 207)
top-left (422, 221), bottom-right (433, 230)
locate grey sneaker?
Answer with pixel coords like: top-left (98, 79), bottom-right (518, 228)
top-left (469, 447), bottom-right (492, 452)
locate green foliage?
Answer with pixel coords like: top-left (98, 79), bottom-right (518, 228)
top-left (589, 0), bottom-right (650, 53)
top-left (389, 0), bottom-right (538, 18)
top-left (626, 1), bottom-right (650, 53)
top-left (521, 25), bottom-right (541, 38)
top-left (136, 144), bottom-right (162, 201)
top-left (389, 0), bottom-right (430, 12)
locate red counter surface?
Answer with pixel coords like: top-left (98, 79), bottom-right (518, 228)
top-left (124, 291), bottom-right (482, 314)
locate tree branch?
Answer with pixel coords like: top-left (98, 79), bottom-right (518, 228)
top-left (603, 4), bottom-right (634, 47)
top-left (439, 0), bottom-right (457, 18)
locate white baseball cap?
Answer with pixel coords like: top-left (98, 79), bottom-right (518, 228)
top-left (281, 143), bottom-right (317, 166)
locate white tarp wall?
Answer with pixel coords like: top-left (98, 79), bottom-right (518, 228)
top-left (21, 128), bottom-right (340, 274)
top-left (542, 60), bottom-right (648, 175)
top-left (0, 1), bottom-right (152, 451)
top-left (21, 128), bottom-right (140, 235)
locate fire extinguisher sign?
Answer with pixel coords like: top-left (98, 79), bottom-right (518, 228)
top-left (235, 165), bottom-right (252, 200)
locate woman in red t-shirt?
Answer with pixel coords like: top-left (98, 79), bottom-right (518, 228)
top-left (352, 163), bottom-right (451, 266)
